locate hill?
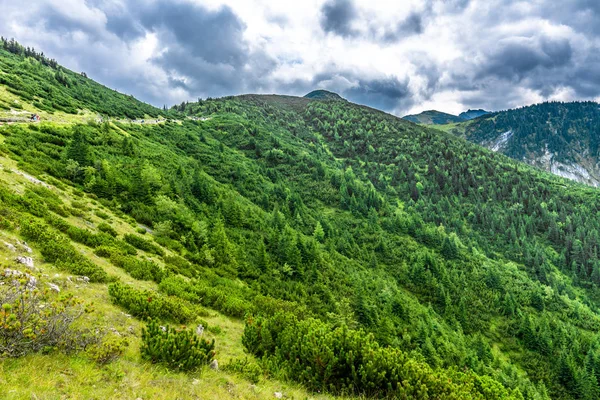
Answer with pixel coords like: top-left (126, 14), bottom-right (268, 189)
top-left (459, 109), bottom-right (490, 120)
top-left (304, 89), bottom-right (344, 100)
top-left (442, 101), bottom-right (600, 186)
top-left (403, 109), bottom-right (465, 124)
top-left (3, 40), bottom-right (600, 399)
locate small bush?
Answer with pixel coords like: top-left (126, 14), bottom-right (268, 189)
top-left (109, 254), bottom-right (163, 282)
top-left (97, 222), bottom-right (117, 237)
top-left (108, 282), bottom-right (194, 323)
top-left (223, 357), bottom-right (263, 384)
top-left (141, 319), bottom-right (215, 371)
top-left (95, 210), bottom-right (110, 220)
top-left (0, 275), bottom-right (98, 357)
top-left (87, 335), bottom-right (128, 365)
top-left (124, 234), bottom-right (164, 256)
top-left (136, 227), bottom-right (146, 235)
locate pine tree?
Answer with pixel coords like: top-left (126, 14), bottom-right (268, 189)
top-left (65, 127), bottom-right (91, 166)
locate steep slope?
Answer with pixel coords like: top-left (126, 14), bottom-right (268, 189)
top-left (442, 102), bottom-right (600, 186)
top-left (3, 41), bottom-right (600, 399)
top-left (403, 109), bottom-right (465, 124)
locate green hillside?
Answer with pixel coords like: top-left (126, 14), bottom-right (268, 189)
top-left (304, 89), bottom-right (345, 101)
top-left (441, 102), bottom-right (600, 186)
top-left (3, 41), bottom-right (600, 399)
top-left (403, 109), bottom-right (465, 125)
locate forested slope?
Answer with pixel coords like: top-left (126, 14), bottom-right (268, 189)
top-left (1, 42), bottom-right (600, 399)
top-left (442, 101), bottom-right (600, 186)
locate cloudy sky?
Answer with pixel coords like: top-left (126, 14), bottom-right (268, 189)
top-left (2, 0), bottom-right (600, 116)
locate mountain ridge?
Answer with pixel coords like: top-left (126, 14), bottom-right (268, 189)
top-left (2, 38), bottom-right (600, 399)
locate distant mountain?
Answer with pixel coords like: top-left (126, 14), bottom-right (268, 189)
top-left (304, 89), bottom-right (344, 100)
top-left (403, 110), bottom-right (464, 125)
top-left (458, 109), bottom-right (490, 120)
top-left (444, 101), bottom-right (600, 186)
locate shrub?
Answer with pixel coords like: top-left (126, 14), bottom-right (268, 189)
top-left (109, 254), bottom-right (163, 282)
top-left (0, 275), bottom-right (98, 357)
top-left (94, 245), bottom-right (118, 258)
top-left (158, 276), bottom-right (252, 318)
top-left (141, 319), bottom-right (215, 371)
top-left (124, 233), bottom-right (164, 256)
top-left (243, 313), bottom-right (522, 399)
top-left (108, 282), bottom-right (194, 323)
top-left (87, 335), bottom-right (128, 365)
top-left (223, 357), bottom-right (263, 383)
top-left (20, 219), bottom-right (108, 282)
top-left (95, 210), bottom-right (110, 220)
top-left (97, 222), bottom-right (117, 237)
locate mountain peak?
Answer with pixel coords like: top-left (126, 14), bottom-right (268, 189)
top-left (304, 90), bottom-right (344, 100)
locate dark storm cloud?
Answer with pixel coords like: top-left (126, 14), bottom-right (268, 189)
top-left (320, 0), bottom-right (358, 37)
top-left (477, 36), bottom-right (573, 81)
top-left (139, 2), bottom-right (248, 66)
top-left (344, 76), bottom-right (412, 111)
top-left (381, 12), bottom-right (424, 43)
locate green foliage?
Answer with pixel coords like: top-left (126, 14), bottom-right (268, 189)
top-left (243, 313), bottom-right (522, 399)
top-left (124, 233), bottom-right (165, 256)
top-left (3, 48), bottom-right (600, 398)
top-left (87, 335), bottom-right (128, 365)
top-left (108, 282), bottom-right (194, 323)
top-left (141, 319), bottom-right (215, 371)
top-left (20, 219), bottom-right (107, 282)
top-left (0, 39), bottom-right (174, 118)
top-left (0, 276), bottom-right (97, 357)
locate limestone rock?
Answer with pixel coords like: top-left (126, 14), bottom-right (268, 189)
top-left (47, 283), bottom-right (60, 293)
top-left (16, 256), bottom-right (34, 270)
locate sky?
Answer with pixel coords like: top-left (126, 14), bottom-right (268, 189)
top-left (2, 0), bottom-right (600, 116)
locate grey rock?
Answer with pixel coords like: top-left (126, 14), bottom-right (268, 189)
top-left (47, 283), bottom-right (60, 293)
top-left (209, 359), bottom-right (219, 370)
top-left (274, 392), bottom-right (283, 399)
top-left (16, 256), bottom-right (34, 270)
top-left (196, 324), bottom-right (204, 336)
top-left (3, 241), bottom-right (16, 252)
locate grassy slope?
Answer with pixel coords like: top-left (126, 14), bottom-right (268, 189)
top-left (0, 147), bottom-right (337, 399)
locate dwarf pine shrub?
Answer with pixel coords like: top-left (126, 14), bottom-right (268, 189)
top-left (141, 319), bottom-right (215, 371)
top-left (108, 282), bottom-right (193, 323)
top-left (243, 313), bottom-right (522, 399)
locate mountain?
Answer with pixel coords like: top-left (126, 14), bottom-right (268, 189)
top-left (459, 108), bottom-right (490, 120)
top-left (443, 101), bottom-right (600, 186)
top-left (4, 39), bottom-right (600, 399)
top-left (402, 109), bottom-right (464, 124)
top-left (303, 89), bottom-right (344, 100)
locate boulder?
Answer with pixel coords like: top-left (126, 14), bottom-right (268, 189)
top-left (209, 359), bottom-right (219, 370)
top-left (16, 256), bottom-right (34, 270)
